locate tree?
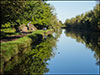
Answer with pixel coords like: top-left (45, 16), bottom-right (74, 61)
top-left (64, 4), bottom-right (100, 31)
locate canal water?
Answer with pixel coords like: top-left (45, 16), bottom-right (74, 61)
top-left (3, 29), bottom-right (100, 74)
top-left (46, 29), bottom-right (99, 74)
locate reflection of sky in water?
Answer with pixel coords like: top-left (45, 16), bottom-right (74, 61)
top-left (47, 30), bottom-right (99, 74)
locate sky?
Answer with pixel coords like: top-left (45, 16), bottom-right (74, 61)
top-left (46, 1), bottom-right (97, 23)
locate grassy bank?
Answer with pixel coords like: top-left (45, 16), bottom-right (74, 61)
top-left (0, 29), bottom-right (53, 73)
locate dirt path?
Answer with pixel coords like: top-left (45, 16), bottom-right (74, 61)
top-left (0, 32), bottom-right (32, 43)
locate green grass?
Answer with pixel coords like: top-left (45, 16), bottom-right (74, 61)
top-left (1, 30), bottom-right (45, 60)
top-left (1, 28), bottom-right (22, 39)
top-left (1, 28), bottom-right (16, 33)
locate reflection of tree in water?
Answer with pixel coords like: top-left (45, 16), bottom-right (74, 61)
top-left (65, 30), bottom-right (100, 63)
top-left (5, 56), bottom-right (49, 75)
top-left (3, 30), bottom-right (62, 75)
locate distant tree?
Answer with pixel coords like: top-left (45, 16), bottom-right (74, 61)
top-left (64, 4), bottom-right (100, 31)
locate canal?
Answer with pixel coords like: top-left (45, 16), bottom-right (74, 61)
top-left (47, 29), bottom-right (99, 74)
top-left (3, 29), bottom-right (100, 74)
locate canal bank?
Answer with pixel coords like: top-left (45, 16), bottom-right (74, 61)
top-left (0, 29), bottom-right (53, 74)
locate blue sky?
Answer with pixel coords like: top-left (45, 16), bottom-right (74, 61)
top-left (46, 1), bottom-right (97, 23)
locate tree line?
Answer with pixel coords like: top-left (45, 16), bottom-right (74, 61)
top-left (64, 4), bottom-right (100, 32)
top-left (0, 0), bottom-right (62, 32)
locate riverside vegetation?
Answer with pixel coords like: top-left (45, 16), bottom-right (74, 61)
top-left (0, 0), bottom-right (62, 74)
top-left (1, 0), bottom-right (62, 39)
top-left (65, 4), bottom-right (100, 32)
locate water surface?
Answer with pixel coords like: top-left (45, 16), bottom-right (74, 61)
top-left (47, 29), bottom-right (99, 74)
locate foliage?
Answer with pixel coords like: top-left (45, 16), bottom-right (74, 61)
top-left (0, 0), bottom-right (62, 32)
top-left (0, 0), bottom-right (26, 28)
top-left (64, 4), bottom-right (100, 31)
